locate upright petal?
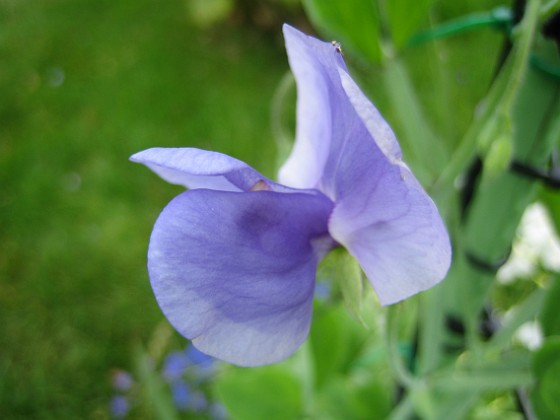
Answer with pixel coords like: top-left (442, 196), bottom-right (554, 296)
top-left (279, 25), bottom-right (450, 304)
top-left (278, 24), bottom-right (348, 190)
top-left (328, 122), bottom-right (451, 305)
top-left (337, 68), bottom-right (402, 162)
top-left (131, 148), bottom-right (276, 192)
top-left (279, 25), bottom-right (400, 196)
top-left (148, 188), bottom-right (334, 366)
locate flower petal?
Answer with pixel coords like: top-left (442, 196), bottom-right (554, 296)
top-left (328, 122), bottom-right (451, 305)
top-left (148, 188), bottom-right (334, 366)
top-left (337, 68), bottom-right (402, 162)
top-left (280, 25), bottom-right (450, 304)
top-left (278, 24), bottom-right (348, 190)
top-left (131, 147), bottom-right (274, 192)
top-left (279, 25), bottom-right (400, 195)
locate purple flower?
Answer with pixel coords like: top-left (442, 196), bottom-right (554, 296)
top-left (110, 396), bottom-right (130, 418)
top-left (189, 391), bottom-right (208, 412)
top-left (171, 380), bottom-right (191, 411)
top-left (162, 351), bottom-right (189, 382)
top-left (131, 25), bottom-right (451, 366)
top-left (111, 369), bottom-right (134, 392)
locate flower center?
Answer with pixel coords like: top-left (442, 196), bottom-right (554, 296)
top-left (249, 179), bottom-right (271, 191)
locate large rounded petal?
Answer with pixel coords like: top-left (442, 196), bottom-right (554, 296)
top-left (131, 147), bottom-right (274, 192)
top-left (148, 188), bottom-right (334, 366)
top-left (328, 122), bottom-right (451, 305)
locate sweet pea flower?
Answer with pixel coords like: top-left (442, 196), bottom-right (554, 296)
top-left (131, 24), bottom-right (451, 366)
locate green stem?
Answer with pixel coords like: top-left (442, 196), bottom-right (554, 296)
top-left (407, 7), bottom-right (512, 47)
top-left (498, 0), bottom-right (541, 117)
top-left (388, 394), bottom-right (415, 420)
top-left (417, 285), bottom-right (445, 375)
top-left (433, 369), bottom-right (534, 391)
top-left (387, 305), bottom-right (416, 390)
top-left (430, 0), bottom-right (542, 197)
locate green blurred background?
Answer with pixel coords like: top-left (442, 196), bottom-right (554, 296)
top-left (1, 0), bottom-right (505, 417)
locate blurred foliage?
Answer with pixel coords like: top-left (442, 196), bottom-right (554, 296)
top-left (0, 0), bottom-right (287, 416)
top-left (532, 337), bottom-right (560, 418)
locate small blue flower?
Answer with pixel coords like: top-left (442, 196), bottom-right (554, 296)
top-left (111, 369), bottom-right (134, 392)
top-left (131, 24), bottom-right (451, 366)
top-left (189, 391), bottom-right (208, 412)
top-left (110, 396), bottom-right (130, 418)
top-left (171, 380), bottom-right (191, 411)
top-left (162, 351), bottom-right (189, 382)
top-left (210, 402), bottom-right (229, 420)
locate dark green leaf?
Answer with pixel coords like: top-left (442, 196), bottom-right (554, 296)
top-left (386, 0), bottom-right (435, 48)
top-left (303, 0), bottom-right (382, 63)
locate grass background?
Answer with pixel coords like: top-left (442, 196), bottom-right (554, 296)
top-left (1, 1), bottom-right (291, 416)
top-left (0, 0), bottom-right (504, 417)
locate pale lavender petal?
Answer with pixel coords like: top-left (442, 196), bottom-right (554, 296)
top-left (148, 189), bottom-right (334, 366)
top-left (280, 25), bottom-right (397, 198)
top-left (278, 24), bottom-right (348, 190)
top-left (280, 25), bottom-right (449, 304)
top-left (328, 121), bottom-right (451, 305)
top-left (131, 148), bottom-right (278, 192)
top-left (337, 68), bottom-right (402, 161)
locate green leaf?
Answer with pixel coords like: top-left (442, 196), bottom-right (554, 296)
top-left (302, 0), bottom-right (382, 63)
top-left (309, 304), bottom-right (355, 387)
top-left (309, 295), bottom-right (374, 388)
top-left (539, 274), bottom-right (560, 337)
top-left (316, 375), bottom-right (392, 419)
top-left (540, 182), bottom-right (560, 237)
top-left (385, 0), bottom-right (435, 48)
top-left (320, 248), bottom-right (365, 323)
top-left (215, 366), bottom-right (303, 420)
top-left (338, 252), bottom-right (364, 322)
top-left (532, 337), bottom-right (560, 419)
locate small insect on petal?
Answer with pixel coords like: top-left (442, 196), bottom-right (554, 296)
top-left (331, 40), bottom-right (343, 55)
